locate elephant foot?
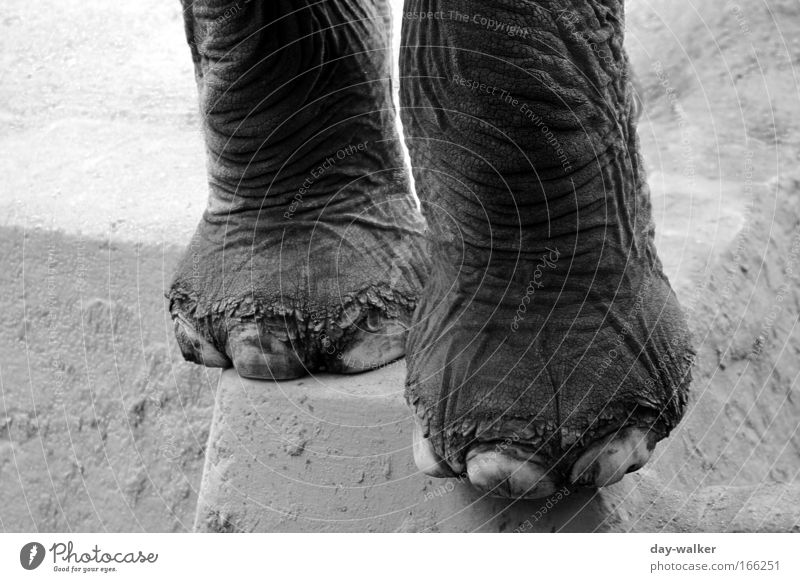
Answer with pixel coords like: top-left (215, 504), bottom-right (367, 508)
top-left (396, 0), bottom-right (696, 499)
top-left (405, 262), bottom-right (694, 499)
top-left (171, 0), bottom-right (429, 380)
top-left (168, 213), bottom-right (428, 380)
top-left (414, 418), bottom-right (655, 497)
top-left (173, 297), bottom-right (410, 380)
top-left (411, 386), bottom-right (682, 500)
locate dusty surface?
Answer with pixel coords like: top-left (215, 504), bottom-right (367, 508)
top-left (0, 0), bottom-right (205, 244)
top-left (1, 0), bottom-right (800, 531)
top-left (0, 0), bottom-right (213, 532)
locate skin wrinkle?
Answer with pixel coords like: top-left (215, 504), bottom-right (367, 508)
top-left (186, 1), bottom-right (412, 216)
top-left (401, 0), bottom-right (693, 472)
top-left (196, 5), bottom-right (387, 202)
top-left (416, 75), bottom-right (621, 235)
top-left (203, 86), bottom-right (383, 203)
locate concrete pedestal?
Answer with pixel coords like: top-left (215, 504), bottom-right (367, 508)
top-left (195, 365), bottom-right (606, 532)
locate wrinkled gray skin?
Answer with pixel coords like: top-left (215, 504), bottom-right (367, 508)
top-left (169, 0), bottom-right (694, 498)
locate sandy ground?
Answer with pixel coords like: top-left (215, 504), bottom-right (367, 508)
top-left (1, 0), bottom-right (799, 531)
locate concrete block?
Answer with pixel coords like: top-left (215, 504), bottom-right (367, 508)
top-left (195, 365), bottom-right (612, 532)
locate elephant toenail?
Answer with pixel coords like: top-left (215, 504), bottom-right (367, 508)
top-left (465, 446), bottom-right (557, 499)
top-left (570, 427), bottom-right (655, 488)
top-left (412, 421), bottom-right (452, 478)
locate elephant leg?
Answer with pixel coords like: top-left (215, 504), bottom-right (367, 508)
top-left (169, 0), bottom-right (428, 379)
top-left (401, 0), bottom-right (694, 497)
